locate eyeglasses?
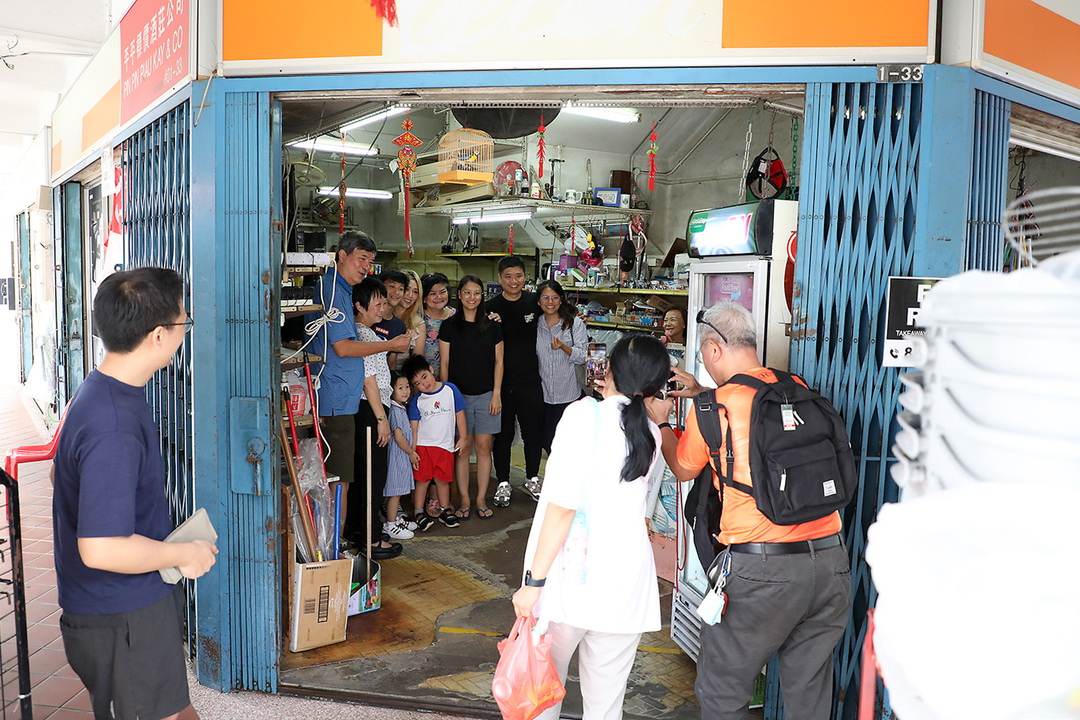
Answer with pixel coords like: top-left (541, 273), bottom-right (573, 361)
top-left (161, 314), bottom-right (194, 333)
top-left (539, 296), bottom-right (561, 303)
top-left (696, 309), bottom-right (728, 345)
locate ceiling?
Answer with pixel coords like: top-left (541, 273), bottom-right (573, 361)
top-left (0, 1), bottom-right (122, 189)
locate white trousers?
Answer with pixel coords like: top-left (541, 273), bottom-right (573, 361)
top-left (536, 621), bottom-right (643, 720)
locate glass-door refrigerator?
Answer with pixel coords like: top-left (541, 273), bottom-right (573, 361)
top-left (671, 197), bottom-right (798, 660)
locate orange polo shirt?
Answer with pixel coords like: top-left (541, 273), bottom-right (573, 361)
top-left (676, 367), bottom-right (842, 545)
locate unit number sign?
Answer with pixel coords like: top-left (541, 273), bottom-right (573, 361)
top-left (876, 64), bottom-right (924, 83)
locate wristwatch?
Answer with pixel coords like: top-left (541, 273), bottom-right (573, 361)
top-left (524, 570), bottom-right (546, 587)
top-left (376, 415), bottom-right (387, 422)
top-left (658, 422), bottom-right (672, 431)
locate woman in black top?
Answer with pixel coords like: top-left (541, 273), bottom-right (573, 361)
top-left (438, 275), bottom-right (504, 519)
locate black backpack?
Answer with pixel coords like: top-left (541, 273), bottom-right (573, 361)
top-left (694, 370), bottom-right (857, 527)
top-left (683, 401), bottom-right (725, 570)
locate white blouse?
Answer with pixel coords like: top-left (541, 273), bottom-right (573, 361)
top-left (522, 395), bottom-right (662, 634)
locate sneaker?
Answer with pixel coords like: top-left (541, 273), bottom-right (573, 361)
top-left (396, 509), bottom-right (419, 531)
top-left (523, 476), bottom-right (543, 501)
top-left (492, 481), bottom-right (513, 508)
top-left (439, 508), bottom-right (461, 528)
top-left (414, 513), bottom-right (435, 532)
top-left (384, 520), bottom-right (415, 540)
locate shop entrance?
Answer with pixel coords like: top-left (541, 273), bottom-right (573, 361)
top-left (274, 85), bottom-right (803, 718)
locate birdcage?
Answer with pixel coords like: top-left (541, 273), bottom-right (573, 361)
top-left (438, 128), bottom-right (494, 185)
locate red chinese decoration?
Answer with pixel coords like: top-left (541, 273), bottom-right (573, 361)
top-left (393, 111), bottom-right (423, 257)
top-left (536, 115), bottom-right (546, 178)
top-left (508, 224), bottom-right (514, 254)
top-left (339, 132), bottom-right (348, 233)
top-left (369, 0), bottom-right (398, 26)
top-left (647, 121), bottom-right (658, 191)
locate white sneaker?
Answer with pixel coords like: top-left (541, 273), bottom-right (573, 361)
top-left (524, 476), bottom-right (543, 501)
top-left (384, 520), bottom-right (415, 540)
top-left (395, 510), bottom-right (419, 531)
top-left (492, 481), bottom-right (512, 508)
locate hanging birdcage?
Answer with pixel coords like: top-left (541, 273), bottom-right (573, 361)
top-left (438, 128), bottom-right (494, 185)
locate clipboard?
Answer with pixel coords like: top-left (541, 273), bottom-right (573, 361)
top-left (159, 508), bottom-right (218, 584)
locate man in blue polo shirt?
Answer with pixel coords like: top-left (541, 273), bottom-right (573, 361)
top-left (310, 231), bottom-right (407, 556)
top-left (53, 267), bottom-right (217, 720)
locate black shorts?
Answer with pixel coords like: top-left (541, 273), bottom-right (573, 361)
top-left (60, 586), bottom-right (191, 720)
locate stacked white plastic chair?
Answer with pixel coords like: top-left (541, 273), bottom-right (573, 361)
top-left (866, 188), bottom-right (1080, 720)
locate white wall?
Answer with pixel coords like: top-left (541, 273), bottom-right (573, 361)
top-left (0, 130), bottom-right (53, 271)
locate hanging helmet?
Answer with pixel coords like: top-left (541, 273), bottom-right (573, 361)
top-left (746, 146), bottom-right (787, 200)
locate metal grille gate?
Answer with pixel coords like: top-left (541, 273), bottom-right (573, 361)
top-left (968, 92), bottom-right (1011, 272)
top-left (787, 81), bottom-right (924, 720)
top-left (120, 101), bottom-right (196, 644)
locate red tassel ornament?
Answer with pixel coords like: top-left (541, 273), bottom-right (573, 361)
top-left (647, 121), bottom-right (658, 192)
top-left (369, 0), bottom-right (398, 26)
top-left (536, 115), bottom-right (546, 178)
top-left (393, 112), bottom-right (424, 257)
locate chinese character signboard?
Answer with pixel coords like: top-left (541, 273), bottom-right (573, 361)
top-left (120, 0), bottom-right (189, 126)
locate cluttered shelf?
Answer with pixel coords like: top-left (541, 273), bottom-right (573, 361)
top-left (440, 253), bottom-right (510, 258)
top-left (570, 287), bottom-right (688, 297)
top-left (587, 320), bottom-right (665, 333)
top-left (282, 304), bottom-right (323, 318)
top-left (409, 197), bottom-right (651, 221)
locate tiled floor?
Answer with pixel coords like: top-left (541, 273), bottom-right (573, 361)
top-left (1, 386), bottom-right (93, 718)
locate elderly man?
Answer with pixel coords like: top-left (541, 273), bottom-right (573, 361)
top-left (649, 302), bottom-right (851, 720)
top-left (309, 231), bottom-right (407, 555)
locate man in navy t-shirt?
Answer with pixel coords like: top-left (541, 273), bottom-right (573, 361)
top-left (53, 267), bottom-right (217, 720)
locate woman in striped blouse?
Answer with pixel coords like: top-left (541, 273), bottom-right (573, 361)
top-left (535, 280), bottom-right (588, 453)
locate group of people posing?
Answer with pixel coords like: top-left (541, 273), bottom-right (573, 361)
top-left (309, 232), bottom-right (590, 560)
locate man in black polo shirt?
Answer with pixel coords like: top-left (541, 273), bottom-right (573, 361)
top-left (487, 255), bottom-right (544, 506)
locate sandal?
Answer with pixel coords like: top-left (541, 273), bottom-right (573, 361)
top-left (455, 507), bottom-right (471, 520)
top-left (476, 507), bottom-right (494, 519)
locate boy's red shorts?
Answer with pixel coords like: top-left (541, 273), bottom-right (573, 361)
top-left (414, 446), bottom-right (454, 483)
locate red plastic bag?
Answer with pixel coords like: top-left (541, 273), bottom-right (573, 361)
top-left (492, 614), bottom-right (566, 720)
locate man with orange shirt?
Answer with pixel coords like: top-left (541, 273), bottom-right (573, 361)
top-left (650, 302), bottom-right (850, 719)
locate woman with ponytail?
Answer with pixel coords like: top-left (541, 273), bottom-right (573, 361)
top-left (512, 333), bottom-right (670, 719)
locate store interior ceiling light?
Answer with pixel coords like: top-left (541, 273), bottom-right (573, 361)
top-left (561, 103), bottom-right (641, 124)
top-left (316, 186), bottom-right (393, 200)
top-left (451, 211), bottom-right (534, 225)
top-left (289, 138), bottom-right (379, 156)
top-left (341, 106), bottom-right (409, 132)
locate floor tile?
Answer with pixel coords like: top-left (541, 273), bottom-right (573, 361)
top-left (62, 688), bottom-right (92, 712)
top-left (27, 622), bottom-right (61, 649)
top-left (31, 674), bottom-right (83, 708)
top-left (29, 647), bottom-right (69, 676)
top-left (48, 707), bottom-right (94, 718)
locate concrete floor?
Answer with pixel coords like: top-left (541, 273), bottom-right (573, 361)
top-left (280, 467), bottom-right (700, 720)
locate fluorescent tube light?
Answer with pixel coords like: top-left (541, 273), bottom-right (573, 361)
top-left (562, 104), bottom-right (641, 124)
top-left (317, 187), bottom-right (393, 200)
top-left (341, 106), bottom-right (409, 132)
top-left (289, 138), bottom-right (379, 156)
top-left (451, 212), bottom-right (533, 225)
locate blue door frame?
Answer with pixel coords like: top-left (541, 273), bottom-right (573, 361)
top-left (186, 63), bottom-right (1080, 714)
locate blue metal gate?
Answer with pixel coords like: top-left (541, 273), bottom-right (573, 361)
top-left (789, 80), bottom-right (924, 720)
top-left (16, 212), bottom-right (32, 383)
top-left (120, 101), bottom-right (197, 645)
top-left (967, 91), bottom-right (1011, 271)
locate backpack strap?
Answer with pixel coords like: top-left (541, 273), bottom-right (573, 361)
top-left (693, 391), bottom-right (742, 498)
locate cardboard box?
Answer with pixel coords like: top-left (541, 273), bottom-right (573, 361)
top-left (644, 295), bottom-right (674, 313)
top-left (347, 554), bottom-right (382, 617)
top-left (478, 236), bottom-right (508, 253)
top-left (290, 558), bottom-right (351, 652)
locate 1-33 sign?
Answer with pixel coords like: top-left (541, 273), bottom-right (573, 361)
top-left (877, 64), bottom-right (923, 83)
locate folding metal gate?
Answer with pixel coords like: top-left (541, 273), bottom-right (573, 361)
top-left (968, 92), bottom-right (1011, 271)
top-left (120, 101), bottom-right (197, 645)
top-left (789, 80), bottom-right (925, 720)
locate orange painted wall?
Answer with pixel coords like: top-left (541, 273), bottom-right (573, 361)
top-left (81, 82), bottom-right (121, 154)
top-left (985, 0), bottom-right (1080, 90)
top-left (723, 0), bottom-right (929, 49)
top-left (223, 0), bottom-right (382, 61)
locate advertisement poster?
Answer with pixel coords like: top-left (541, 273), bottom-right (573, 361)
top-left (883, 276), bottom-right (942, 367)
